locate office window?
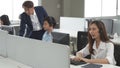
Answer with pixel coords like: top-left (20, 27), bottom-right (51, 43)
top-left (0, 0), bottom-right (13, 20)
top-left (118, 0), bottom-right (120, 15)
top-left (85, 0), bottom-right (117, 17)
top-left (85, 0), bottom-right (102, 17)
top-left (102, 0), bottom-right (116, 16)
top-left (0, 0), bottom-right (38, 21)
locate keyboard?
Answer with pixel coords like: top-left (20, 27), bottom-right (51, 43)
top-left (70, 59), bottom-right (86, 65)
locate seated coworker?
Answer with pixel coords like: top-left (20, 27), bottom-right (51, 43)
top-left (42, 16), bottom-right (56, 42)
top-left (71, 20), bottom-right (116, 65)
top-left (0, 15), bottom-right (10, 26)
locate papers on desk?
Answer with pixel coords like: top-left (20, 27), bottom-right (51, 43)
top-left (71, 64), bottom-right (120, 68)
top-left (81, 64), bottom-right (102, 68)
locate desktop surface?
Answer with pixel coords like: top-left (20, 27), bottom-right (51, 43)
top-left (70, 64), bottom-right (120, 68)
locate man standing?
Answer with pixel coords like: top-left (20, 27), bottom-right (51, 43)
top-left (19, 1), bottom-right (48, 40)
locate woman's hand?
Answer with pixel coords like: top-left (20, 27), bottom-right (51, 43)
top-left (70, 52), bottom-right (83, 61)
top-left (80, 57), bottom-right (90, 63)
top-left (71, 56), bottom-right (82, 61)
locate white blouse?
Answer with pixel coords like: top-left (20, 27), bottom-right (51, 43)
top-left (78, 41), bottom-right (116, 65)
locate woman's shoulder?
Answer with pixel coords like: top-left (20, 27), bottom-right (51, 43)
top-left (106, 41), bottom-right (113, 45)
top-left (104, 41), bottom-right (114, 48)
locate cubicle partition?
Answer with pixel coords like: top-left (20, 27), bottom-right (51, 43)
top-left (6, 35), bottom-right (70, 68)
top-left (0, 30), bottom-right (70, 68)
top-left (0, 30), bottom-right (8, 57)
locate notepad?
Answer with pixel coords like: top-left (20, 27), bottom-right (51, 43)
top-left (81, 64), bottom-right (102, 68)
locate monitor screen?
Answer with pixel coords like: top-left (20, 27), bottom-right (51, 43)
top-left (101, 19), bottom-right (113, 35)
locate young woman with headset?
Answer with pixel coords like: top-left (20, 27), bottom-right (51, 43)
top-left (71, 20), bottom-right (116, 65)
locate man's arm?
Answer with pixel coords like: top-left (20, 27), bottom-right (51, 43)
top-left (19, 14), bottom-right (26, 36)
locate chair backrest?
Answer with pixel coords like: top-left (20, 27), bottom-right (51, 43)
top-left (114, 44), bottom-right (120, 66)
top-left (77, 31), bottom-right (91, 59)
top-left (77, 31), bottom-right (88, 51)
top-left (52, 32), bottom-right (70, 45)
top-left (0, 25), bottom-right (15, 35)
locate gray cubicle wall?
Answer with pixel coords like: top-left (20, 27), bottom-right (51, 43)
top-left (0, 30), bottom-right (8, 57)
top-left (101, 19), bottom-right (113, 35)
top-left (6, 35), bottom-right (70, 68)
top-left (113, 21), bottom-right (120, 35)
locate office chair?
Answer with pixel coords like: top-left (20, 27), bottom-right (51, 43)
top-left (75, 31), bottom-right (90, 58)
top-left (114, 44), bottom-right (120, 66)
top-left (52, 32), bottom-right (70, 46)
top-left (0, 25), bottom-right (16, 35)
top-left (77, 31), bottom-right (88, 51)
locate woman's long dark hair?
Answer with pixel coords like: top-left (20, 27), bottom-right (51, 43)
top-left (0, 15), bottom-right (10, 25)
top-left (88, 20), bottom-right (109, 54)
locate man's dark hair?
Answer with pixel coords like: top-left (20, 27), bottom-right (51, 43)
top-left (44, 16), bottom-right (56, 28)
top-left (22, 1), bottom-right (34, 8)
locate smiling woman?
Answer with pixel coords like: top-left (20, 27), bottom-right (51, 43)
top-left (0, 0), bottom-right (38, 21)
top-left (71, 20), bottom-right (116, 65)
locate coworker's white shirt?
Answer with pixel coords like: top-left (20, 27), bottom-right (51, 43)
top-left (30, 10), bottom-right (41, 31)
top-left (78, 41), bottom-right (116, 65)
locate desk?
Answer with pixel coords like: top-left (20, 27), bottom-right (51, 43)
top-left (111, 37), bottom-right (120, 45)
top-left (0, 56), bottom-right (32, 68)
top-left (70, 64), bottom-right (120, 68)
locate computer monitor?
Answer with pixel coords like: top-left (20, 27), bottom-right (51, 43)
top-left (101, 19), bottom-right (113, 35)
top-left (52, 32), bottom-right (70, 45)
